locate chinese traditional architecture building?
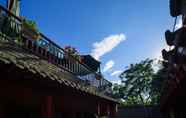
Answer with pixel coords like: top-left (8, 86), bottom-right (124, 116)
top-left (0, 1), bottom-right (119, 118)
top-left (160, 0), bottom-right (186, 118)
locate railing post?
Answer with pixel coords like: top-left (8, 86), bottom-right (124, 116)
top-left (78, 63), bottom-right (80, 74)
top-left (97, 102), bottom-right (101, 117)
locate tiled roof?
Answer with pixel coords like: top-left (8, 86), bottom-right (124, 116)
top-left (0, 40), bottom-right (118, 103)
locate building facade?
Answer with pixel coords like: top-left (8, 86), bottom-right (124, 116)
top-left (0, 4), bottom-right (118, 118)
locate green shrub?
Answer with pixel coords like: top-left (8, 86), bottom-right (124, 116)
top-left (22, 19), bottom-right (39, 33)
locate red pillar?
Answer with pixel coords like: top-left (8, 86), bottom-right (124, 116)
top-left (41, 96), bottom-right (54, 118)
top-left (97, 102), bottom-right (101, 117)
top-left (110, 104), bottom-right (118, 118)
top-left (107, 104), bottom-right (110, 117)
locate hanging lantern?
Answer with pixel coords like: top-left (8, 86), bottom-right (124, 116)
top-left (169, 0), bottom-right (186, 17)
top-left (165, 30), bottom-right (175, 46)
top-left (162, 49), bottom-right (175, 62)
top-left (162, 49), bottom-right (170, 61)
top-left (170, 0), bottom-right (182, 17)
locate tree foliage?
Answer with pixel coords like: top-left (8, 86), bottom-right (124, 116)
top-left (112, 59), bottom-right (165, 106)
top-left (150, 62), bottom-right (168, 105)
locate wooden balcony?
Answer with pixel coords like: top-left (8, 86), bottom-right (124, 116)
top-left (0, 5), bottom-right (112, 96)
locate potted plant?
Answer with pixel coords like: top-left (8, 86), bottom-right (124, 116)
top-left (64, 46), bottom-right (82, 62)
top-left (21, 18), bottom-right (40, 40)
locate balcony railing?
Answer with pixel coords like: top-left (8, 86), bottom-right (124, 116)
top-left (0, 5), bottom-right (112, 94)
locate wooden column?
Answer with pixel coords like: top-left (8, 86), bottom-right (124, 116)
top-left (107, 104), bottom-right (111, 117)
top-left (110, 104), bottom-right (118, 118)
top-left (97, 102), bottom-right (101, 117)
top-left (41, 96), bottom-right (54, 118)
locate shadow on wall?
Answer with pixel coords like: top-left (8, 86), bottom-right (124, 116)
top-left (118, 106), bottom-right (163, 118)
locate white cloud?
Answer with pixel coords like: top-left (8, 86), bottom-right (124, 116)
top-left (91, 33), bottom-right (126, 60)
top-left (103, 60), bottom-right (115, 72)
top-left (175, 17), bottom-right (182, 30)
top-left (110, 70), bottom-right (122, 76)
top-left (110, 79), bottom-right (121, 84)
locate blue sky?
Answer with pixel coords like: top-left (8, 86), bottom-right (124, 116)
top-left (0, 0), bottom-right (178, 83)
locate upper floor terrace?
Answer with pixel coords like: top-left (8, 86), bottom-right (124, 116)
top-left (0, 4), bottom-right (113, 97)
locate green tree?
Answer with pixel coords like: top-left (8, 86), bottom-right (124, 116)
top-left (112, 59), bottom-right (166, 106)
top-left (113, 59), bottom-right (158, 105)
top-left (121, 59), bottom-right (154, 105)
